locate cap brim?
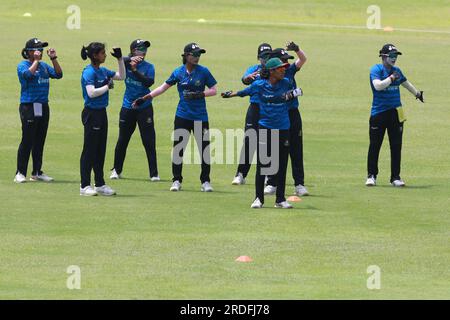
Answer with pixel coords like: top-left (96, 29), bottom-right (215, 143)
top-left (269, 62), bottom-right (290, 70)
top-left (195, 49), bottom-right (206, 54)
top-left (41, 42), bottom-right (48, 48)
top-left (258, 51), bottom-right (271, 58)
top-left (142, 41), bottom-right (151, 48)
top-left (281, 54), bottom-right (294, 60)
top-left (380, 50), bottom-right (402, 56)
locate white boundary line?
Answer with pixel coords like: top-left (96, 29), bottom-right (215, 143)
top-left (104, 17), bottom-right (450, 35)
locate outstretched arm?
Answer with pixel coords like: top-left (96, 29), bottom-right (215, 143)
top-left (132, 82), bottom-right (172, 108)
top-left (401, 80), bottom-right (424, 102)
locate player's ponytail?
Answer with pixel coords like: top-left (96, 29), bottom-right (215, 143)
top-left (21, 48), bottom-right (28, 59)
top-left (81, 45), bottom-right (88, 60)
top-left (182, 53), bottom-right (187, 65)
top-left (81, 42), bottom-right (105, 63)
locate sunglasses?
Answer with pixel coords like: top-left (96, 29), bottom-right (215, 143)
top-left (135, 46), bottom-right (148, 53)
top-left (382, 52), bottom-right (399, 59)
top-left (189, 51), bottom-right (202, 58)
top-left (27, 48), bottom-right (43, 52)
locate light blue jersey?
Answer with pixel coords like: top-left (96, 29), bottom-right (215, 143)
top-left (17, 60), bottom-right (62, 103)
top-left (165, 64), bottom-right (217, 121)
top-left (370, 64), bottom-right (407, 116)
top-left (81, 65), bottom-right (116, 109)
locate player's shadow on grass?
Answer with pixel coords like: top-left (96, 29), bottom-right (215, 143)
top-left (301, 194), bottom-right (332, 198)
top-left (49, 180), bottom-right (79, 184)
top-left (120, 177), bottom-right (172, 183)
top-left (377, 185), bottom-right (435, 189)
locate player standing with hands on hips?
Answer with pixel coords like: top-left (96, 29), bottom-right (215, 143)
top-left (133, 43), bottom-right (217, 192)
top-left (79, 43), bottom-right (125, 196)
top-left (366, 44), bottom-right (424, 187)
top-left (14, 38), bottom-right (63, 183)
top-left (110, 39), bottom-right (159, 181)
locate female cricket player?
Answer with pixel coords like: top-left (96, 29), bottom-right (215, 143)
top-left (79, 42), bottom-right (125, 196)
top-left (264, 41), bottom-right (309, 197)
top-left (14, 38), bottom-right (63, 184)
top-left (133, 43), bottom-right (217, 192)
top-left (366, 44), bottom-right (424, 187)
top-left (222, 57), bottom-right (303, 209)
top-left (110, 39), bottom-right (159, 181)
top-left (231, 43), bottom-right (272, 186)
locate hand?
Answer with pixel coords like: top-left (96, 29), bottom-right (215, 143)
top-left (183, 91), bottom-right (205, 100)
top-left (132, 97), bottom-right (145, 108)
top-left (259, 67), bottom-right (269, 79)
top-left (283, 88), bottom-right (303, 101)
top-left (221, 91), bottom-right (233, 98)
top-left (100, 77), bottom-right (113, 89)
top-left (107, 78), bottom-right (114, 89)
top-left (47, 48), bottom-right (57, 59)
top-left (130, 56), bottom-right (143, 70)
top-left (286, 41), bottom-right (300, 52)
top-left (416, 90), bottom-right (424, 103)
top-left (390, 71), bottom-right (400, 81)
top-left (111, 47), bottom-right (122, 59)
top-left (33, 50), bottom-right (42, 61)
top-left (244, 71), bottom-right (259, 82)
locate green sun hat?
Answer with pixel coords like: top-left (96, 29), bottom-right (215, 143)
top-left (265, 57), bottom-right (289, 70)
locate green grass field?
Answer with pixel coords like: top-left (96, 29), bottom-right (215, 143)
top-left (0, 0), bottom-right (449, 299)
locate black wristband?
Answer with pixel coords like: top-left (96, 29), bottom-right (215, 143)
top-left (50, 56), bottom-right (58, 61)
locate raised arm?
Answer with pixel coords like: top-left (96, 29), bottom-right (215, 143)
top-left (110, 48), bottom-right (125, 80)
top-left (286, 41), bottom-right (307, 71)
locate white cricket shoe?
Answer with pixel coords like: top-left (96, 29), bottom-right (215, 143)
top-left (95, 185), bottom-right (116, 196)
top-left (14, 172), bottom-right (26, 183)
top-left (110, 169), bottom-right (121, 180)
top-left (366, 175), bottom-right (376, 186)
top-left (231, 173), bottom-right (245, 185)
top-left (391, 179), bottom-right (405, 187)
top-left (251, 198), bottom-right (263, 209)
top-left (80, 185), bottom-right (98, 196)
top-left (170, 180), bottom-right (182, 192)
top-left (30, 173), bottom-right (54, 182)
top-left (201, 181), bottom-right (213, 192)
top-left (295, 184), bottom-right (309, 196)
top-left (274, 201), bottom-right (293, 209)
top-left (264, 185), bottom-right (277, 195)
top-left (150, 176), bottom-right (161, 182)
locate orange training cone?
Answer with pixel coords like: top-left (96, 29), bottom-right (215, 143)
top-left (287, 195), bottom-right (302, 202)
top-left (235, 256), bottom-right (253, 262)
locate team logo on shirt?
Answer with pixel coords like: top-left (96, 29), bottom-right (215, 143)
top-left (195, 80), bottom-right (201, 87)
top-left (37, 77), bottom-right (49, 85)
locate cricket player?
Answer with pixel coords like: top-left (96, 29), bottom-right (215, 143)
top-left (110, 39), bottom-right (159, 181)
top-left (231, 43), bottom-right (272, 185)
top-left (14, 38), bottom-right (63, 183)
top-left (133, 43), bottom-right (217, 192)
top-left (222, 58), bottom-right (304, 209)
top-left (366, 44), bottom-right (424, 187)
top-left (264, 41), bottom-right (309, 197)
top-left (79, 42), bottom-right (125, 196)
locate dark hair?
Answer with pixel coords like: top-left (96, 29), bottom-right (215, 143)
top-left (21, 48), bottom-right (29, 59)
top-left (182, 53), bottom-right (187, 65)
top-left (81, 42), bottom-right (105, 62)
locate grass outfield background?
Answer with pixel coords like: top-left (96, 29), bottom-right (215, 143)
top-left (0, 0), bottom-right (449, 299)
